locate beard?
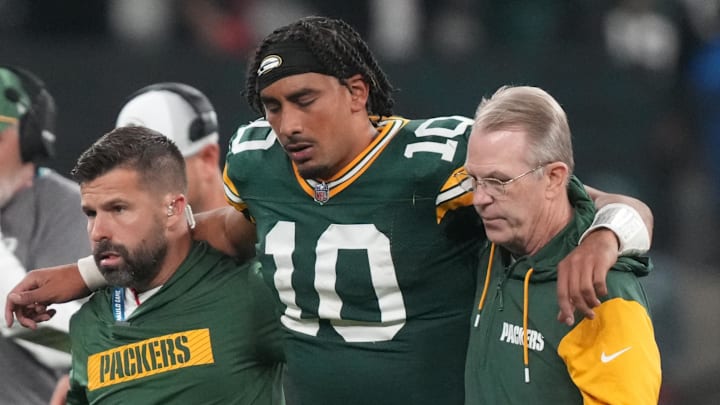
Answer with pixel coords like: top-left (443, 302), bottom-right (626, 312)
top-left (297, 163), bottom-right (332, 181)
top-left (93, 230), bottom-right (168, 290)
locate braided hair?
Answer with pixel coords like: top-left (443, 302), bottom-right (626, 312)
top-left (245, 16), bottom-right (396, 117)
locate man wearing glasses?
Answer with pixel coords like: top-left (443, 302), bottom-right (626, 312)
top-left (461, 85), bottom-right (661, 404)
top-left (455, 163), bottom-right (547, 198)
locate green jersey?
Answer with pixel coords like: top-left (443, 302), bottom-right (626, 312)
top-left (224, 116), bottom-right (482, 404)
top-left (67, 242), bottom-right (285, 405)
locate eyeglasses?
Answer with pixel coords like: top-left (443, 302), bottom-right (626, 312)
top-left (454, 164), bottom-right (546, 197)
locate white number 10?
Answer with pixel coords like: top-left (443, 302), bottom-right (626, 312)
top-left (266, 221), bottom-right (406, 342)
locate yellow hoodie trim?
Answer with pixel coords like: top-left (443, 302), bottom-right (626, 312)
top-left (522, 267), bottom-right (534, 383)
top-left (473, 243), bottom-right (495, 328)
top-left (474, 243), bottom-right (536, 383)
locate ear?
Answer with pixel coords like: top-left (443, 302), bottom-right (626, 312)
top-left (194, 143), bottom-right (221, 179)
top-left (198, 143), bottom-right (220, 166)
top-left (165, 194), bottom-right (188, 227)
top-left (345, 74), bottom-right (370, 113)
top-left (544, 162), bottom-right (569, 198)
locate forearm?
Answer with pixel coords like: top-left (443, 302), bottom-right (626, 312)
top-left (5, 262), bottom-right (92, 329)
top-left (192, 206), bottom-right (257, 261)
top-left (557, 184), bottom-right (654, 324)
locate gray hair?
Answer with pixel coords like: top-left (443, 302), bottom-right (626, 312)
top-left (472, 85), bottom-right (574, 173)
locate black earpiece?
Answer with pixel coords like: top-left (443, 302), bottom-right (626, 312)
top-left (125, 83), bottom-right (217, 142)
top-left (1, 65), bottom-right (56, 163)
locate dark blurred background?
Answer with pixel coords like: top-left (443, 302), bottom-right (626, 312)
top-left (1, 1), bottom-right (718, 403)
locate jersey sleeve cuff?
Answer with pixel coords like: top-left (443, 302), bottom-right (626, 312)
top-left (579, 203), bottom-right (650, 256)
top-left (77, 255), bottom-right (106, 291)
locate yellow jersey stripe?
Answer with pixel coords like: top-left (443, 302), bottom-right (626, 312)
top-left (294, 117), bottom-right (408, 200)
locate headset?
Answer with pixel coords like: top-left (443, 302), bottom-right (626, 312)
top-left (1, 65), bottom-right (56, 163)
top-left (125, 82), bottom-right (218, 142)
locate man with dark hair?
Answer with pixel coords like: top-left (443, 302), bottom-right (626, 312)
top-left (115, 82), bottom-right (227, 213)
top-left (65, 126), bottom-right (284, 404)
top-left (7, 16), bottom-right (652, 405)
top-left (52, 82), bottom-right (234, 404)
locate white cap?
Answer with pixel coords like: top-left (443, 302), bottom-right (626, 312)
top-left (116, 89), bottom-right (219, 157)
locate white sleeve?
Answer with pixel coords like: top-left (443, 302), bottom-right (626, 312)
top-left (579, 203), bottom-right (651, 256)
top-left (78, 255), bottom-right (107, 291)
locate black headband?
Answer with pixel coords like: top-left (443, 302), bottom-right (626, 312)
top-left (256, 41), bottom-right (331, 91)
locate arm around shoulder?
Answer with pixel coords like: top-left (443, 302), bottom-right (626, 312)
top-left (192, 206), bottom-right (257, 262)
top-left (583, 186), bottom-right (653, 255)
top-left (5, 262), bottom-right (91, 329)
top-left (557, 186), bottom-right (654, 325)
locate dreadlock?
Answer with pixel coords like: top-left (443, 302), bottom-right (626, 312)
top-left (245, 16), bottom-right (396, 117)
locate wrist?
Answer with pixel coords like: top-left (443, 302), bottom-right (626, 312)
top-left (77, 255), bottom-right (106, 291)
top-left (580, 203), bottom-right (650, 256)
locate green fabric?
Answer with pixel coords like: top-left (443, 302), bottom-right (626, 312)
top-left (67, 241), bottom-right (285, 405)
top-left (464, 176), bottom-right (652, 404)
top-left (0, 68), bottom-right (30, 131)
top-left (224, 116), bottom-right (483, 405)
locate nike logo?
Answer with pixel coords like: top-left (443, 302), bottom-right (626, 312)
top-left (601, 346), bottom-right (632, 363)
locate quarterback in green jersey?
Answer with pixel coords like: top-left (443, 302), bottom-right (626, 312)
top-left (5, 16), bottom-right (653, 405)
top-left (224, 115), bottom-right (479, 404)
top-left (215, 17), bottom-right (652, 405)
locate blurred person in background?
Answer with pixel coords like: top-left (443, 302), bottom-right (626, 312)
top-left (0, 66), bottom-right (90, 404)
top-left (115, 82), bottom-right (227, 213)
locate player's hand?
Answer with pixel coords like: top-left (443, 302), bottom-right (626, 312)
top-left (5, 264), bottom-right (90, 329)
top-left (556, 229), bottom-right (617, 325)
top-left (7, 299), bottom-right (55, 330)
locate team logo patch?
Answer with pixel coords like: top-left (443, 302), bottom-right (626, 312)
top-left (258, 55), bottom-right (283, 76)
top-left (314, 182), bottom-right (329, 204)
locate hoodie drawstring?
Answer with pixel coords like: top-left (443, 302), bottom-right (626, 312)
top-left (523, 267), bottom-right (534, 383)
top-left (475, 242), bottom-right (535, 384)
top-left (473, 243), bottom-right (495, 327)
